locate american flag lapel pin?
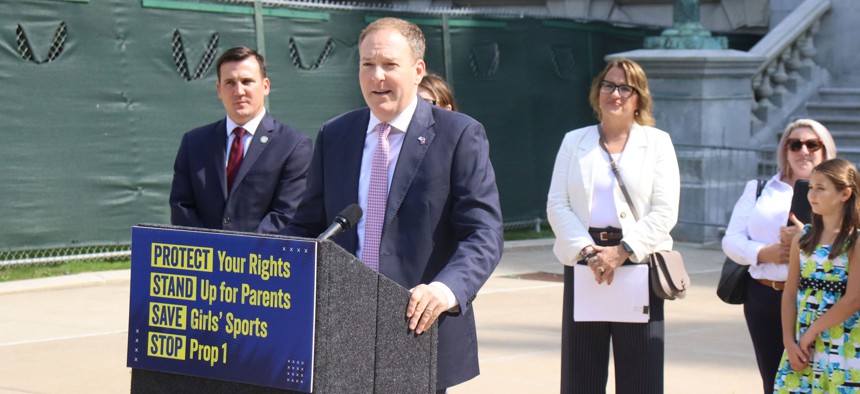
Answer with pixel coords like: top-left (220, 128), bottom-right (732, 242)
top-left (417, 136), bottom-right (426, 145)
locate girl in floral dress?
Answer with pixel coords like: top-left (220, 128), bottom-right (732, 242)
top-left (775, 158), bottom-right (860, 393)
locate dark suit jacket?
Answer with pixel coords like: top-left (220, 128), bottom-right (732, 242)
top-left (285, 99), bottom-right (504, 388)
top-left (169, 112), bottom-right (312, 233)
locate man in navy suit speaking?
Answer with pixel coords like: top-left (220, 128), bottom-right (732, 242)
top-left (284, 18), bottom-right (504, 391)
top-left (169, 47), bottom-right (312, 233)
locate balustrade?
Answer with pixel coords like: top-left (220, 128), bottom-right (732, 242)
top-left (749, 0), bottom-right (830, 132)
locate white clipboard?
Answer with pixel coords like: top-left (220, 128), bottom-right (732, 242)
top-left (573, 264), bottom-right (650, 323)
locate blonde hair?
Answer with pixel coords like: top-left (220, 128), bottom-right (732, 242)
top-left (588, 58), bottom-right (655, 127)
top-left (776, 119), bottom-right (837, 177)
top-left (359, 17), bottom-right (425, 61)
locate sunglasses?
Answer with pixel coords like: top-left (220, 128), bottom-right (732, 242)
top-left (786, 138), bottom-right (823, 153)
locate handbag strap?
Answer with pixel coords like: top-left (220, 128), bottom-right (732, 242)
top-left (597, 125), bottom-right (640, 222)
top-left (755, 179), bottom-right (765, 200)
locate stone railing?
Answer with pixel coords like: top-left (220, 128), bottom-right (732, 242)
top-left (748, 0), bottom-right (831, 145)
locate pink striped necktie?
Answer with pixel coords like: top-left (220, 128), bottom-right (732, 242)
top-left (363, 122), bottom-right (391, 271)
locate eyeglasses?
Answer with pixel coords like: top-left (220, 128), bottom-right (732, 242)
top-left (786, 138), bottom-right (823, 153)
top-left (421, 97), bottom-right (437, 106)
top-left (599, 81), bottom-right (637, 98)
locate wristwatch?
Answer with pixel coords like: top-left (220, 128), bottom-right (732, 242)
top-left (580, 246), bottom-right (596, 260)
top-left (621, 241), bottom-right (634, 256)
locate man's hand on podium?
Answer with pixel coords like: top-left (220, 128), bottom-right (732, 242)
top-left (406, 284), bottom-right (446, 335)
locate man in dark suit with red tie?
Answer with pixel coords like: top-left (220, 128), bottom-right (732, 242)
top-left (170, 47), bottom-right (312, 233)
top-left (284, 18), bottom-right (503, 392)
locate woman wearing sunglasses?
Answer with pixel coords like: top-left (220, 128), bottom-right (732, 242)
top-left (418, 72), bottom-right (457, 111)
top-left (722, 118), bottom-right (836, 393)
top-left (547, 58), bottom-right (679, 393)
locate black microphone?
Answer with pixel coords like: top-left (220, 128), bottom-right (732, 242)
top-left (317, 204), bottom-right (363, 241)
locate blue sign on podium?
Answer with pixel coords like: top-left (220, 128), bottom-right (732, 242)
top-left (126, 226), bottom-right (317, 392)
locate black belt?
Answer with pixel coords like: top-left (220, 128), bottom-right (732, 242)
top-left (800, 277), bottom-right (846, 294)
top-left (588, 227), bottom-right (622, 242)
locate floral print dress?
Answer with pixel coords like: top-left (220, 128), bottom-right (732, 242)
top-left (774, 226), bottom-right (860, 393)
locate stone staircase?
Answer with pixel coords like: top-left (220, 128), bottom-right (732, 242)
top-left (748, 0), bottom-right (831, 149)
top-left (805, 87), bottom-right (860, 163)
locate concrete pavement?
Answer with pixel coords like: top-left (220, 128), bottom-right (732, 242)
top-left (453, 241), bottom-right (761, 393)
top-left (0, 240), bottom-right (762, 393)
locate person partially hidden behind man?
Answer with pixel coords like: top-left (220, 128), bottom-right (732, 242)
top-left (169, 46), bottom-right (312, 233)
top-left (283, 18), bottom-right (504, 392)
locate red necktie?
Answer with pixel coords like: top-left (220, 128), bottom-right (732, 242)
top-left (226, 127), bottom-right (247, 193)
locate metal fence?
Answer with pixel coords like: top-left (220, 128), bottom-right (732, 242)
top-left (673, 143), bottom-right (776, 243)
top-left (0, 144), bottom-right (776, 267)
top-left (0, 244), bottom-right (132, 268)
top-left (0, 144), bottom-right (777, 267)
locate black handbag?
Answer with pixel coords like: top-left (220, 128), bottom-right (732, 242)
top-left (716, 258), bottom-right (750, 304)
top-left (716, 179), bottom-right (765, 305)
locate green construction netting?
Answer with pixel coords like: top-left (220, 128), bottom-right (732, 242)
top-left (0, 0), bottom-right (759, 255)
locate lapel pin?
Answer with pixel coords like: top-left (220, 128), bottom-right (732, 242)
top-left (417, 136), bottom-right (426, 145)
top-left (260, 136), bottom-right (269, 144)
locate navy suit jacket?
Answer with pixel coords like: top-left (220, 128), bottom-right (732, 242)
top-left (285, 99), bottom-right (504, 388)
top-left (169, 112), bottom-right (312, 233)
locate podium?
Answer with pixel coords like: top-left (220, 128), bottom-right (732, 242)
top-left (128, 225), bottom-right (437, 393)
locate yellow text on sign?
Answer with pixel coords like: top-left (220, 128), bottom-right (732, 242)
top-left (148, 302), bottom-right (187, 330)
top-left (150, 272), bottom-right (197, 301)
top-left (147, 332), bottom-right (186, 360)
top-left (151, 243), bottom-right (213, 272)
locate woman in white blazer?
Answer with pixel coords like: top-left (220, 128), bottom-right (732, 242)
top-left (547, 58), bottom-right (680, 394)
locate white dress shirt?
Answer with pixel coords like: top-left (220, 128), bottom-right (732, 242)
top-left (355, 97), bottom-right (458, 310)
top-left (722, 173), bottom-right (792, 281)
top-left (589, 151), bottom-right (623, 228)
top-left (355, 100), bottom-right (414, 260)
top-left (224, 109), bottom-right (266, 164)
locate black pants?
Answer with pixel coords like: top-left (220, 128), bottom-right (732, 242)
top-left (743, 279), bottom-right (784, 394)
top-left (560, 265), bottom-right (665, 394)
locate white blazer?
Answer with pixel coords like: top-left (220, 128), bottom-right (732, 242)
top-left (547, 123), bottom-right (680, 266)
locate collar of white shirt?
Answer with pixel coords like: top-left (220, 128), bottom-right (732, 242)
top-left (366, 96), bottom-right (418, 135)
top-left (225, 108), bottom-right (266, 138)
